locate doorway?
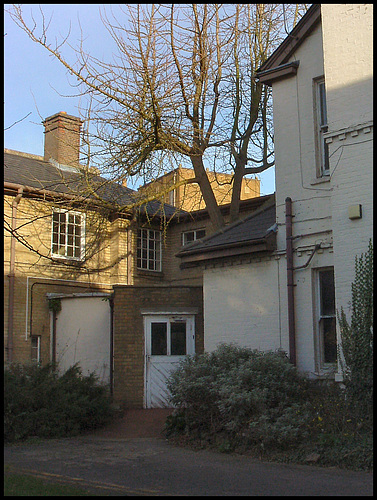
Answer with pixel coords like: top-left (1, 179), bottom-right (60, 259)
top-left (144, 314), bottom-right (195, 408)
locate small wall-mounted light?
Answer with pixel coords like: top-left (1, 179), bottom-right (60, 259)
top-left (348, 204), bottom-right (362, 220)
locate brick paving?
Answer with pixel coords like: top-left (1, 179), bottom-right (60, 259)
top-left (92, 408), bottom-right (173, 439)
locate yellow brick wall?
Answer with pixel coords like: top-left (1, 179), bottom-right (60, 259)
top-left (4, 194), bottom-right (130, 365)
top-left (112, 285), bottom-right (203, 407)
top-left (139, 167), bottom-right (260, 212)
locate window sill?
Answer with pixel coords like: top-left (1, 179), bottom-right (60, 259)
top-left (310, 175), bottom-right (331, 186)
top-left (136, 269), bottom-right (164, 279)
top-left (51, 256), bottom-right (84, 266)
top-left (313, 363), bottom-right (337, 379)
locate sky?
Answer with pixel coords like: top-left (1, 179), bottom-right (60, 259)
top-left (4, 4), bottom-right (275, 195)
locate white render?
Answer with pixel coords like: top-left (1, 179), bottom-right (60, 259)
top-left (203, 5), bottom-right (373, 380)
top-left (321, 3), bottom-right (373, 320)
top-left (204, 258), bottom-right (287, 354)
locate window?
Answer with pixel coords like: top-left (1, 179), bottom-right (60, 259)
top-left (137, 228), bottom-right (162, 271)
top-left (52, 209), bottom-right (85, 260)
top-left (182, 228), bottom-right (206, 246)
top-left (317, 268), bottom-right (337, 365)
top-left (31, 335), bottom-right (41, 364)
top-left (314, 78), bottom-right (330, 176)
top-left (168, 189), bottom-right (176, 206)
top-left (150, 320), bottom-right (187, 356)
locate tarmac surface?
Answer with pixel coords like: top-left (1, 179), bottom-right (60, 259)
top-left (4, 409), bottom-right (373, 496)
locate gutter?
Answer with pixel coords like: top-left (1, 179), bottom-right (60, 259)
top-left (4, 181), bottom-right (133, 218)
top-left (7, 186), bottom-right (23, 363)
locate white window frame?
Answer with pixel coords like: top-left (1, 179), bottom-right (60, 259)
top-left (31, 335), bottom-right (41, 364)
top-left (51, 208), bottom-right (85, 261)
top-left (314, 77), bottom-right (330, 177)
top-left (137, 228), bottom-right (162, 271)
top-left (315, 267), bottom-right (337, 369)
top-left (182, 228), bottom-right (206, 246)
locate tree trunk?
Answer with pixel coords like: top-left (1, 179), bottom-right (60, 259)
top-left (229, 159), bottom-right (245, 223)
top-left (190, 155), bottom-right (225, 230)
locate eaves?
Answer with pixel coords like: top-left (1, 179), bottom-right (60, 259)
top-left (256, 4), bottom-right (321, 86)
top-left (179, 232), bottom-right (276, 269)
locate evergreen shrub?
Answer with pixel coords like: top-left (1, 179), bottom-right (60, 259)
top-left (338, 239), bottom-right (373, 420)
top-left (166, 344), bottom-right (313, 451)
top-left (4, 363), bottom-right (114, 443)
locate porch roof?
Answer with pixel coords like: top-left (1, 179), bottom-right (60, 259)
top-left (176, 195), bottom-right (276, 265)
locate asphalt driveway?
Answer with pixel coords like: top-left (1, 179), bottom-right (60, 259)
top-left (4, 435), bottom-right (373, 496)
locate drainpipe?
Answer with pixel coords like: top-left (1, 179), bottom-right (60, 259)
top-left (285, 197), bottom-right (296, 366)
top-left (7, 187), bottom-right (24, 363)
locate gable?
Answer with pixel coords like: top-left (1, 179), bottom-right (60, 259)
top-left (257, 4), bottom-right (321, 86)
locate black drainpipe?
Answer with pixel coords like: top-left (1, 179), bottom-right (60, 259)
top-left (285, 197), bottom-right (297, 366)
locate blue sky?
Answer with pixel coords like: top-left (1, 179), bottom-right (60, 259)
top-left (4, 4), bottom-right (275, 195)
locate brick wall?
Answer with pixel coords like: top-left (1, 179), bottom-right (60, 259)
top-left (112, 285), bottom-right (203, 408)
top-left (4, 193), bottom-right (127, 365)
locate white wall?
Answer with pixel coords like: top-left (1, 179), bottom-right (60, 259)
top-left (204, 258), bottom-right (288, 354)
top-left (203, 6), bottom-right (373, 379)
top-left (321, 4), bottom-right (373, 319)
top-left (271, 21), bottom-right (335, 375)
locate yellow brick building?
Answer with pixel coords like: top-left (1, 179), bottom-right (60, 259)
top-left (139, 166), bottom-right (260, 212)
top-left (4, 111), bottom-right (270, 407)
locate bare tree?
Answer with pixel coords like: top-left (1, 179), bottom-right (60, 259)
top-left (7, 4), bottom-right (307, 230)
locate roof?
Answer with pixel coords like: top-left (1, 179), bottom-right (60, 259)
top-left (256, 4), bottom-right (321, 85)
top-left (4, 150), bottom-right (180, 219)
top-left (177, 195), bottom-right (276, 265)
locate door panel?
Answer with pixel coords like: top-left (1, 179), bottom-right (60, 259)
top-left (145, 315), bottom-right (195, 408)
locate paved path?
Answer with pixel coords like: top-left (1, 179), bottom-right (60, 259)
top-left (4, 436), bottom-right (373, 496)
top-left (4, 410), bottom-right (373, 496)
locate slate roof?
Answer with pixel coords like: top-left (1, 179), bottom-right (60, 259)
top-left (4, 150), bottom-right (180, 219)
top-left (177, 195), bottom-right (276, 261)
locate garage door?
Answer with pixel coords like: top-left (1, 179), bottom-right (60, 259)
top-left (55, 295), bottom-right (111, 384)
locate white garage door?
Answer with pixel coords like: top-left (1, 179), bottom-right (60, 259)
top-left (55, 295), bottom-right (111, 384)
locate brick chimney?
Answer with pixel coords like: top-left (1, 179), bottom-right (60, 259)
top-left (43, 112), bottom-right (83, 167)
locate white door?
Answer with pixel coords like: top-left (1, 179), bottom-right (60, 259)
top-left (145, 315), bottom-right (195, 408)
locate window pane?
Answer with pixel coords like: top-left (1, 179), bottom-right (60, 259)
top-left (151, 323), bottom-right (167, 355)
top-left (319, 82), bottom-right (327, 126)
top-left (322, 317), bottom-right (337, 363)
top-left (183, 232), bottom-right (194, 245)
top-left (137, 228), bottom-right (161, 270)
top-left (171, 322), bottom-right (186, 355)
top-left (320, 270), bottom-right (335, 316)
top-left (31, 336), bottom-right (41, 364)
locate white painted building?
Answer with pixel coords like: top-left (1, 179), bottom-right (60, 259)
top-left (178, 4), bottom-right (373, 380)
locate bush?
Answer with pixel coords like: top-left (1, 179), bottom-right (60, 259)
top-left (4, 363), bottom-right (114, 443)
top-left (166, 344), bottom-right (372, 470)
top-left (166, 344), bottom-right (312, 451)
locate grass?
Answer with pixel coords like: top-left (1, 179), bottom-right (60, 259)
top-left (4, 467), bottom-right (96, 496)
